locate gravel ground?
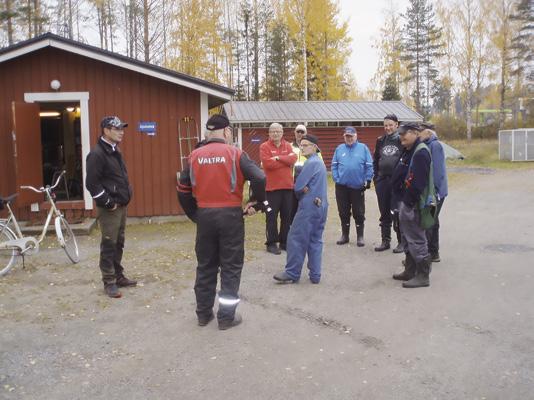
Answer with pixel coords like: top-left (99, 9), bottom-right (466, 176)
top-left (1, 167), bottom-right (533, 400)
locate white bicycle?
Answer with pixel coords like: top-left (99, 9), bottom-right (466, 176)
top-left (0, 171), bottom-right (80, 276)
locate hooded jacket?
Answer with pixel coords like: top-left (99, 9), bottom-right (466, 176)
top-left (424, 131), bottom-right (448, 200)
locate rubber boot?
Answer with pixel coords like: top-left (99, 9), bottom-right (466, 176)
top-left (374, 238), bottom-right (390, 252)
top-left (356, 224), bottom-right (364, 247)
top-left (403, 256), bottom-right (431, 288)
top-left (392, 231), bottom-right (403, 253)
top-left (336, 224), bottom-right (350, 245)
top-left (393, 253), bottom-right (416, 281)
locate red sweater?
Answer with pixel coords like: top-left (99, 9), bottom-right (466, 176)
top-left (260, 139), bottom-right (297, 191)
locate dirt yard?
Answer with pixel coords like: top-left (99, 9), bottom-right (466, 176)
top-left (1, 166), bottom-right (533, 400)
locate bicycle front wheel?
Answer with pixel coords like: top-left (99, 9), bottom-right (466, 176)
top-left (55, 216), bottom-right (80, 263)
top-left (0, 222), bottom-right (18, 276)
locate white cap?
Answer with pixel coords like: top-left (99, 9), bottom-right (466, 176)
top-left (295, 124), bottom-right (307, 133)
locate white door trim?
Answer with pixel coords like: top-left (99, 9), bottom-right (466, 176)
top-left (24, 91), bottom-right (93, 210)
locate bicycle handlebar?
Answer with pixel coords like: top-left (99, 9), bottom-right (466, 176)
top-left (21, 170), bottom-right (66, 193)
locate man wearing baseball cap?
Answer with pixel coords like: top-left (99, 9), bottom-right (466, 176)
top-left (331, 126), bottom-right (374, 247)
top-left (391, 122), bottom-right (434, 288)
top-left (86, 116), bottom-right (136, 298)
top-left (178, 113), bottom-right (266, 330)
top-left (274, 134), bottom-right (328, 284)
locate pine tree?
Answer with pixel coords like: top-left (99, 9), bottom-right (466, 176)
top-left (401, 0), bottom-right (444, 116)
top-left (381, 74), bottom-right (401, 100)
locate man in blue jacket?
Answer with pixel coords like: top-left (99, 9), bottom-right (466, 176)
top-left (273, 134), bottom-right (328, 284)
top-left (331, 127), bottom-right (373, 247)
top-left (419, 123), bottom-right (448, 262)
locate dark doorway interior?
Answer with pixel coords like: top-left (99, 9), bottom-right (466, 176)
top-left (40, 102), bottom-right (83, 201)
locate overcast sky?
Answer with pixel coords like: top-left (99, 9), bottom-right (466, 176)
top-left (337, 0), bottom-right (410, 91)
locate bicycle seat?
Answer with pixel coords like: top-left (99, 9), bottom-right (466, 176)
top-left (0, 193), bottom-right (18, 204)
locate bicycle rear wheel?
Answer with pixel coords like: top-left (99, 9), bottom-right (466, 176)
top-left (0, 222), bottom-right (18, 276)
top-left (55, 216), bottom-right (80, 263)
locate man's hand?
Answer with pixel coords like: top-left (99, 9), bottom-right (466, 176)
top-left (243, 201), bottom-right (258, 216)
top-left (270, 156), bottom-right (280, 161)
top-left (302, 186), bottom-right (309, 194)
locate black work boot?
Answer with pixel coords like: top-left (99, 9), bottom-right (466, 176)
top-left (431, 252), bottom-right (441, 262)
top-left (356, 224), bottom-right (364, 247)
top-left (393, 253), bottom-right (416, 281)
top-left (116, 275), bottom-right (137, 287)
top-left (104, 283), bottom-right (122, 298)
top-left (403, 256), bottom-right (431, 288)
top-left (336, 224), bottom-right (350, 245)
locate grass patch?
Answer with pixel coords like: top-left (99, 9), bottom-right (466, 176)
top-left (445, 139), bottom-right (534, 170)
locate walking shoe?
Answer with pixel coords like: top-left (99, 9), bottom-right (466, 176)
top-left (267, 244), bottom-right (281, 255)
top-left (218, 313), bottom-right (242, 330)
top-left (116, 275), bottom-right (138, 287)
top-left (279, 243), bottom-right (287, 251)
top-left (273, 271), bottom-right (298, 283)
top-left (392, 243), bottom-right (404, 253)
top-left (374, 240), bottom-right (390, 252)
top-left (198, 313), bottom-right (215, 327)
top-left (104, 283), bottom-right (122, 298)
top-left (310, 277), bottom-right (320, 284)
top-left (431, 252), bottom-right (441, 262)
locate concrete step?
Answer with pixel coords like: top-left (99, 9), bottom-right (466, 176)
top-left (19, 218), bottom-right (97, 236)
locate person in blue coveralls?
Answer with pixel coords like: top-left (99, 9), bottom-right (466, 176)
top-left (273, 134), bottom-right (328, 284)
top-left (331, 126), bottom-right (374, 247)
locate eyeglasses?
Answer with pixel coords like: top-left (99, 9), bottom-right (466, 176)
top-left (295, 130), bottom-right (305, 134)
top-left (300, 143), bottom-right (314, 148)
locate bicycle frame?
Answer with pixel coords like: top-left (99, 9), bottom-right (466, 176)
top-left (0, 174), bottom-right (66, 252)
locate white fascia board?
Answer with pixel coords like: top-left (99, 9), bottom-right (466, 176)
top-left (25, 92), bottom-right (89, 102)
top-left (49, 39), bottom-right (232, 101)
top-left (0, 40), bottom-right (50, 63)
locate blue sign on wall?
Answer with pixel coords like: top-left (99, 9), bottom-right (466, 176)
top-left (139, 122), bottom-right (157, 136)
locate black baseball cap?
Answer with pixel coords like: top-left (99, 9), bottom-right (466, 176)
top-left (206, 114), bottom-right (230, 131)
top-left (101, 116), bottom-right (128, 129)
top-left (398, 122), bottom-right (422, 134)
top-left (301, 133), bottom-right (320, 152)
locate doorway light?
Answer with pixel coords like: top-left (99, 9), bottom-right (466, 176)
top-left (66, 107), bottom-right (75, 112)
top-left (40, 111), bottom-right (61, 117)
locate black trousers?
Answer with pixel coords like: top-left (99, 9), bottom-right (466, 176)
top-left (335, 183), bottom-right (365, 228)
top-left (97, 206), bottom-right (127, 284)
top-left (290, 191), bottom-right (299, 224)
top-left (195, 207), bottom-right (244, 323)
top-left (265, 189), bottom-right (293, 246)
top-left (426, 198), bottom-right (445, 255)
top-left (375, 176), bottom-right (398, 241)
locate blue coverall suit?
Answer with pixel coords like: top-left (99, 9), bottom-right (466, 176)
top-left (284, 153), bottom-right (329, 283)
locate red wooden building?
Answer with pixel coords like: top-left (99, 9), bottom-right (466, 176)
top-left (0, 33), bottom-right (233, 221)
top-left (223, 101), bottom-right (423, 169)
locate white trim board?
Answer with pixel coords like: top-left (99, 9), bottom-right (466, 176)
top-left (1, 37), bottom-right (232, 101)
top-left (24, 91), bottom-right (93, 210)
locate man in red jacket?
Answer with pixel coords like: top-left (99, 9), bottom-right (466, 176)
top-left (260, 123), bottom-right (297, 255)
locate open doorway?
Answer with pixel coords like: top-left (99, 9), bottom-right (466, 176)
top-left (39, 102), bottom-right (83, 201)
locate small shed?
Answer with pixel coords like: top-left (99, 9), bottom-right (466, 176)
top-left (0, 33), bottom-right (233, 221)
top-left (223, 101), bottom-right (423, 168)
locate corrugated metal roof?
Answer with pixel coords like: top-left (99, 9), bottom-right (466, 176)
top-left (223, 101), bottom-right (423, 123)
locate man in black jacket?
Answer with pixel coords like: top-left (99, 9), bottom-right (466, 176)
top-left (86, 116), bottom-right (137, 298)
top-left (392, 122), bottom-right (433, 288)
top-left (373, 114), bottom-right (404, 253)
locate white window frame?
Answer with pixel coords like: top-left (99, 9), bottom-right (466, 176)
top-left (24, 91), bottom-right (93, 210)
